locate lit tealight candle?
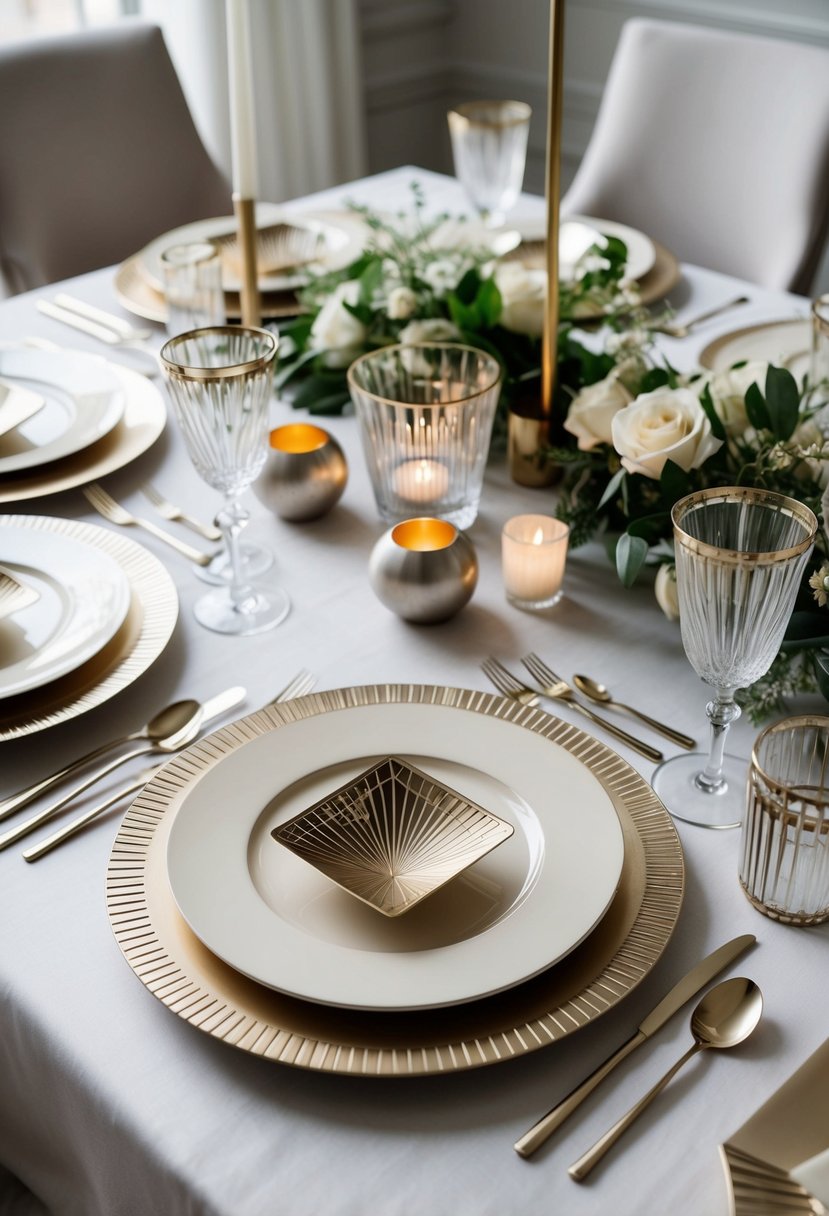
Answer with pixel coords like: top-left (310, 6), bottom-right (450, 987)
top-left (392, 458), bottom-right (450, 506)
top-left (501, 514), bottom-right (569, 609)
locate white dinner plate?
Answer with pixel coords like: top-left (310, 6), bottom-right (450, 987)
top-left (518, 214), bottom-right (657, 284)
top-left (139, 206), bottom-right (367, 294)
top-left (0, 349), bottom-right (124, 476)
top-left (166, 699), bottom-right (625, 1012)
top-left (699, 318), bottom-right (811, 382)
top-left (0, 526), bottom-right (131, 698)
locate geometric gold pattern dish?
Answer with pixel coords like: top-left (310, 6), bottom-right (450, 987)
top-left (107, 686), bottom-right (685, 1076)
top-left (273, 756), bottom-right (514, 917)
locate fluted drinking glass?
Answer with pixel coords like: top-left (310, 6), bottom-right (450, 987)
top-left (447, 101), bottom-right (531, 229)
top-left (160, 327), bottom-right (289, 635)
top-left (347, 343), bottom-right (502, 529)
top-left (652, 487), bottom-right (817, 829)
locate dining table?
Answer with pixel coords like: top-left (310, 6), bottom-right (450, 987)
top-left (1, 165), bottom-right (826, 1216)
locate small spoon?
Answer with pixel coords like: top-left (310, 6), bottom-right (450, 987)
top-left (572, 674), bottom-right (696, 750)
top-left (0, 700), bottom-right (204, 852)
top-left (569, 977), bottom-right (763, 1181)
top-left (0, 699), bottom-right (203, 822)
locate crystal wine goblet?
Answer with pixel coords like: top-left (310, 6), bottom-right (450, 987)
top-left (159, 327), bottom-right (289, 635)
top-left (652, 487), bottom-right (817, 829)
top-left (447, 100), bottom-right (531, 229)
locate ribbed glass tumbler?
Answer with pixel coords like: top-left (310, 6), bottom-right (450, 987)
top-left (160, 327), bottom-right (289, 636)
top-left (740, 716), bottom-right (829, 925)
top-left (652, 487), bottom-right (816, 829)
top-left (347, 343), bottom-right (502, 529)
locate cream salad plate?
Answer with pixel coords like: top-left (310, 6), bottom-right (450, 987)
top-left (0, 348), bottom-right (124, 475)
top-left (165, 693), bottom-right (625, 1012)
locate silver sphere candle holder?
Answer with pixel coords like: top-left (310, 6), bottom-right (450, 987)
top-left (254, 423), bottom-right (348, 521)
top-left (369, 517), bottom-right (478, 624)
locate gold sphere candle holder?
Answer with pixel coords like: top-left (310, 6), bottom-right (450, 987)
top-left (369, 517), bottom-right (478, 624)
top-left (254, 423), bottom-right (348, 521)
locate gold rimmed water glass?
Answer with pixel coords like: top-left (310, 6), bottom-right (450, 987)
top-left (447, 100), bottom-right (531, 229)
top-left (160, 326), bottom-right (289, 636)
top-left (652, 487), bottom-right (817, 829)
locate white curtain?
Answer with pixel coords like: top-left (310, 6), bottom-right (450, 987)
top-left (139, 0), bottom-right (368, 202)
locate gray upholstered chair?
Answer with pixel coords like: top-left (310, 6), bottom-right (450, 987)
top-left (0, 21), bottom-right (231, 294)
top-left (562, 19), bottom-right (829, 294)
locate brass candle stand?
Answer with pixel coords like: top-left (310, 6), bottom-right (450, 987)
top-left (232, 193), bottom-right (261, 328)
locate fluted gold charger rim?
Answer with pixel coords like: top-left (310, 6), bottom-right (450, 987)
top-left (107, 685), bottom-right (684, 1076)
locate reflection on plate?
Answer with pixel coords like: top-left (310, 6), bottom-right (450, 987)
top-left (138, 206), bottom-right (367, 294)
top-left (0, 527), bottom-right (130, 698)
top-left (0, 349), bottom-right (124, 475)
top-left (0, 516), bottom-right (178, 741)
top-left (700, 318), bottom-right (812, 381)
top-left (0, 360), bottom-right (166, 506)
top-left (167, 701), bottom-right (625, 1010)
top-left (108, 686), bottom-right (684, 1075)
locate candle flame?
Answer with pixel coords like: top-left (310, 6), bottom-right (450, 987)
top-left (532, 527), bottom-right (544, 545)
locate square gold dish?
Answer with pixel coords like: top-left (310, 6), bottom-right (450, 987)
top-left (272, 756), bottom-right (514, 917)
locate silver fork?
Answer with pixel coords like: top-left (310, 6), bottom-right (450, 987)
top-left (22, 671), bottom-right (318, 862)
top-left (141, 483), bottom-right (222, 542)
top-left (648, 295), bottom-right (749, 339)
top-left (83, 483), bottom-right (215, 566)
top-left (482, 657), bottom-right (662, 762)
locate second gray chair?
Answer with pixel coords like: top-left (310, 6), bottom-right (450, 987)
top-left (0, 21), bottom-right (231, 294)
top-left (562, 19), bottom-right (829, 294)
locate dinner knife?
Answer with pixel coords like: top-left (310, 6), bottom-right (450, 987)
top-left (513, 932), bottom-right (756, 1157)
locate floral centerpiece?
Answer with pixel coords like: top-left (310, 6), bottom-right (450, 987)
top-left (279, 184), bottom-right (829, 721)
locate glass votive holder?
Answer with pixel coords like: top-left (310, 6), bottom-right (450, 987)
top-left (502, 514), bottom-right (569, 609)
top-left (369, 517), bottom-right (478, 624)
top-left (347, 343), bottom-right (502, 529)
top-left (739, 715), bottom-right (829, 925)
top-left (811, 294), bottom-right (829, 406)
top-left (253, 423), bottom-right (348, 521)
top-left (161, 242), bottom-right (225, 337)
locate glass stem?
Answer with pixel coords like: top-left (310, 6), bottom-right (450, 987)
top-left (696, 688), bottom-right (741, 794)
top-left (216, 496), bottom-right (252, 612)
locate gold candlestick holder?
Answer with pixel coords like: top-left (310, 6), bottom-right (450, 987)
top-left (232, 193), bottom-right (261, 328)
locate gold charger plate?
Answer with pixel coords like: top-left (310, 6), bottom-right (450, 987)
top-left (107, 685), bottom-right (684, 1076)
top-left (114, 255), bottom-right (304, 324)
top-left (720, 1038), bottom-right (829, 1216)
top-left (0, 363), bottom-right (165, 505)
top-left (0, 516), bottom-right (178, 740)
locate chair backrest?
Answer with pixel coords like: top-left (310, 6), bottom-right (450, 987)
top-left (562, 19), bottom-right (829, 294)
top-left (0, 21), bottom-right (231, 294)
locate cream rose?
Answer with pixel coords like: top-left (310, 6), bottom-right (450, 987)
top-left (703, 361), bottom-right (768, 436)
top-left (564, 370), bottom-right (633, 450)
top-left (309, 281), bottom-right (366, 367)
top-left (494, 262), bottom-right (546, 336)
top-left (387, 286), bottom-right (417, 321)
top-left (398, 318), bottom-right (460, 345)
top-left (654, 563), bottom-right (680, 621)
top-left (612, 386), bottom-right (722, 479)
top-left (422, 258), bottom-right (464, 298)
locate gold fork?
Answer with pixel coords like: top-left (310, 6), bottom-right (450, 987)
top-left (482, 657), bottom-right (663, 762)
top-left (141, 483), bottom-right (222, 542)
top-left (83, 483), bottom-right (215, 566)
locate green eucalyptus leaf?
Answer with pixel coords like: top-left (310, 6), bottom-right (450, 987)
top-left (659, 459), bottom-right (691, 505)
top-left (744, 381), bottom-right (770, 431)
top-left (627, 512), bottom-right (671, 544)
top-left (764, 364), bottom-right (800, 440)
top-left (476, 277), bottom-right (502, 328)
top-left (616, 532), bottom-right (649, 587)
top-left (598, 467), bottom-right (625, 510)
top-left (639, 367), bottom-right (671, 393)
top-left (780, 610), bottom-right (829, 651)
top-left (698, 382), bottom-right (727, 441)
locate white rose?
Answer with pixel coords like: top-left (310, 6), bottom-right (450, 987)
top-left (398, 318), bottom-right (460, 345)
top-left (654, 563), bottom-right (680, 621)
top-left (422, 258), bottom-right (464, 297)
top-left (387, 286), bottom-right (417, 321)
top-left (612, 386), bottom-right (723, 479)
top-left (703, 361), bottom-right (768, 436)
top-left (564, 370), bottom-right (633, 451)
top-left (309, 281), bottom-right (366, 367)
top-left (494, 262), bottom-right (546, 336)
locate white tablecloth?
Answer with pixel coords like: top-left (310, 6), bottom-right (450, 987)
top-left (1, 168), bottom-right (826, 1216)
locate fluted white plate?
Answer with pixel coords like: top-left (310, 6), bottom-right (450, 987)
top-left (166, 700), bottom-right (625, 1011)
top-left (0, 526), bottom-right (131, 698)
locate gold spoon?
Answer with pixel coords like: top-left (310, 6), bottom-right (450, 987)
top-left (569, 977), bottom-right (763, 1181)
top-left (572, 674), bottom-right (696, 750)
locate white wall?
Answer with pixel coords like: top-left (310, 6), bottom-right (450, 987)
top-left (357, 0), bottom-right (829, 292)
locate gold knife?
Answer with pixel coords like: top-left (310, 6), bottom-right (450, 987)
top-left (514, 933), bottom-right (757, 1157)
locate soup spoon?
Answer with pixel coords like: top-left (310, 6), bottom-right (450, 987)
top-left (569, 977), bottom-right (763, 1181)
top-left (572, 673), bottom-right (696, 749)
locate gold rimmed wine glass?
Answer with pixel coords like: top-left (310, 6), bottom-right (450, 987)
top-left (160, 326), bottom-right (289, 636)
top-left (447, 100), bottom-right (531, 229)
top-left (652, 487), bottom-right (817, 829)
